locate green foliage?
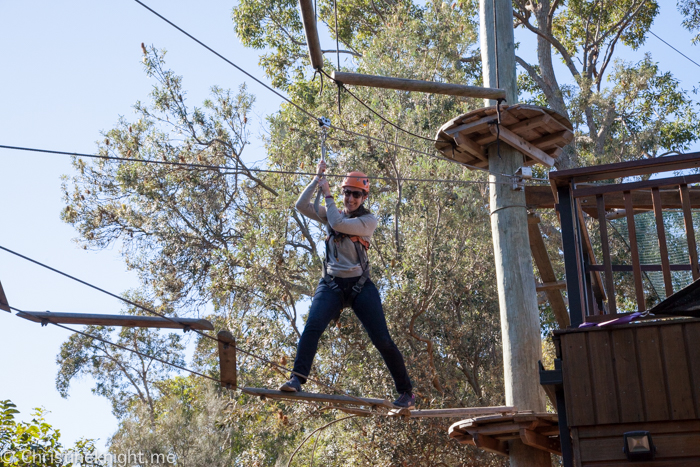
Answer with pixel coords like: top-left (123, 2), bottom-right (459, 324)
top-left (0, 400), bottom-right (105, 467)
top-left (679, 0), bottom-right (700, 44)
top-left (55, 299), bottom-right (185, 418)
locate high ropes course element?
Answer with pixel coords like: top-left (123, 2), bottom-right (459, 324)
top-left (0, 250), bottom-right (515, 420)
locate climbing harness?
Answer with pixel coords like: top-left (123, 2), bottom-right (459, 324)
top-left (322, 228), bottom-right (372, 315)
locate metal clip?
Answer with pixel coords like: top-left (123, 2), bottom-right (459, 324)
top-left (512, 166), bottom-right (532, 191)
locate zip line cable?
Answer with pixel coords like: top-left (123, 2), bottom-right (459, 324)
top-left (130, 0), bottom-right (524, 177)
top-left (0, 144), bottom-right (550, 186)
top-left (131, 0), bottom-right (439, 159)
top-left (648, 30), bottom-right (700, 70)
top-left (319, 70), bottom-right (446, 144)
top-left (0, 244), bottom-right (376, 406)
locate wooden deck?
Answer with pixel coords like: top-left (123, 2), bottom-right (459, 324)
top-left (448, 412), bottom-right (561, 456)
top-left (435, 104), bottom-right (573, 170)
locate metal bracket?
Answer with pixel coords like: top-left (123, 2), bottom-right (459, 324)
top-left (318, 116), bottom-right (331, 129)
top-left (512, 166), bottom-right (532, 191)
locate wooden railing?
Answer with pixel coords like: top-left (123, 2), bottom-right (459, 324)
top-left (550, 153), bottom-right (700, 326)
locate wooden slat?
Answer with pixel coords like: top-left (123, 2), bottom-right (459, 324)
top-left (217, 330), bottom-right (237, 389)
top-left (587, 331), bottom-right (619, 425)
top-left (611, 329), bottom-right (644, 423)
top-left (636, 327), bottom-right (669, 421)
top-left (327, 406), bottom-right (372, 416)
top-left (396, 406), bottom-right (515, 418)
top-left (597, 195), bottom-right (617, 315)
top-left (577, 204), bottom-right (607, 306)
top-left (561, 332), bottom-right (595, 426)
top-left (472, 433), bottom-right (508, 456)
top-left (488, 124), bottom-right (556, 167)
top-left (298, 0), bottom-right (323, 70)
top-left (332, 71), bottom-right (506, 100)
top-left (16, 311), bottom-right (214, 330)
top-left (242, 387), bottom-right (394, 408)
top-left (577, 419), bottom-right (700, 438)
top-left (684, 323), bottom-right (700, 418)
top-left (659, 325), bottom-right (695, 420)
top-left (445, 114), bottom-right (496, 136)
top-left (549, 151), bottom-right (700, 187)
top-left (680, 184), bottom-right (700, 281)
top-left (527, 185), bottom-right (700, 210)
top-left (0, 280), bottom-right (9, 312)
top-left (528, 215), bottom-right (570, 328)
top-left (453, 133), bottom-right (487, 161)
top-left (528, 130), bottom-right (574, 150)
top-left (519, 428), bottom-right (561, 455)
top-left (535, 281), bottom-right (567, 292)
top-left (624, 191), bottom-right (646, 311)
top-left (575, 172), bottom-right (700, 198)
top-left (652, 187), bottom-right (674, 297)
top-left (506, 113), bottom-right (552, 134)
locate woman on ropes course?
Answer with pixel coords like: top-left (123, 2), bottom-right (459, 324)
top-left (280, 161), bottom-right (415, 408)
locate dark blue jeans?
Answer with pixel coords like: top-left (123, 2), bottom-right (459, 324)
top-left (292, 276), bottom-right (412, 394)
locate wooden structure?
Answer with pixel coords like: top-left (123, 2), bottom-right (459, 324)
top-left (217, 330), bottom-right (237, 389)
top-left (533, 153), bottom-right (700, 466)
top-left (243, 387), bottom-right (515, 418)
top-left (0, 281), bottom-right (9, 312)
top-left (298, 0), bottom-right (323, 70)
top-left (16, 310), bottom-right (214, 330)
top-left (434, 104), bottom-right (574, 170)
top-left (331, 71), bottom-right (506, 100)
top-left (550, 152), bottom-right (700, 325)
top-left (546, 318), bottom-right (700, 465)
top-left (448, 413), bottom-right (561, 457)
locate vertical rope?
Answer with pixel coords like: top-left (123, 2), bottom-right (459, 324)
top-left (334, 0), bottom-right (342, 114)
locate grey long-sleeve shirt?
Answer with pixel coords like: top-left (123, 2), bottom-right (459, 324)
top-left (295, 177), bottom-right (377, 278)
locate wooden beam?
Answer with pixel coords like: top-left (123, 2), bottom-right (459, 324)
top-left (519, 428), bottom-right (562, 455)
top-left (488, 123), bottom-right (556, 167)
top-left (535, 281), bottom-right (567, 292)
top-left (390, 406), bottom-right (516, 418)
top-left (241, 387), bottom-right (395, 409)
top-left (16, 311), bottom-right (214, 330)
top-left (528, 214), bottom-right (570, 328)
top-left (453, 133), bottom-right (487, 161)
top-left (326, 406), bottom-right (372, 416)
top-left (217, 330), bottom-right (237, 389)
top-left (549, 151), bottom-right (700, 187)
top-left (0, 281), bottom-right (9, 312)
top-left (331, 71), bottom-right (506, 100)
top-left (298, 0), bottom-right (323, 70)
top-left (680, 184), bottom-right (700, 280)
top-left (472, 433), bottom-right (509, 456)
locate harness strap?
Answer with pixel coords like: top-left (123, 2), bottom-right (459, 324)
top-left (323, 228), bottom-right (371, 311)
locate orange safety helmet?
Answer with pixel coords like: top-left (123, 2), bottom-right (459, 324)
top-left (341, 171), bottom-right (370, 194)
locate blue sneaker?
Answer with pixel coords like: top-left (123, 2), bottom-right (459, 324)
top-left (280, 375), bottom-right (302, 392)
top-left (393, 392), bottom-right (415, 408)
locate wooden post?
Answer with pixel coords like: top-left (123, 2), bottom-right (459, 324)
top-left (218, 330), bottom-right (237, 389)
top-left (298, 0), bottom-right (324, 70)
top-left (480, 0), bottom-right (549, 465)
top-left (331, 71), bottom-right (506, 100)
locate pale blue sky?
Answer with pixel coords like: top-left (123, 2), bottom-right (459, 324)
top-left (1, 0), bottom-right (698, 454)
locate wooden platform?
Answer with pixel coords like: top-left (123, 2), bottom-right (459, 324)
top-left (243, 388), bottom-right (516, 418)
top-left (241, 387), bottom-right (395, 409)
top-left (17, 311), bottom-right (214, 330)
top-left (435, 104), bottom-right (573, 169)
top-left (448, 412), bottom-right (561, 456)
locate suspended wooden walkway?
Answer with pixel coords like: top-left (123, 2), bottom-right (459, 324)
top-left (242, 387), bottom-right (515, 419)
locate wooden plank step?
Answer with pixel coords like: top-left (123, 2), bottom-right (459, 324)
top-left (389, 406), bottom-right (516, 418)
top-left (16, 311), bottom-right (214, 330)
top-left (241, 387), bottom-right (395, 409)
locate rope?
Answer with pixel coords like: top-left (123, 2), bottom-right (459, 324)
top-left (0, 144), bottom-right (535, 185)
top-left (286, 415), bottom-right (357, 467)
top-left (320, 70), bottom-right (446, 143)
top-left (0, 244), bottom-right (376, 407)
top-left (10, 306), bottom-right (226, 386)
